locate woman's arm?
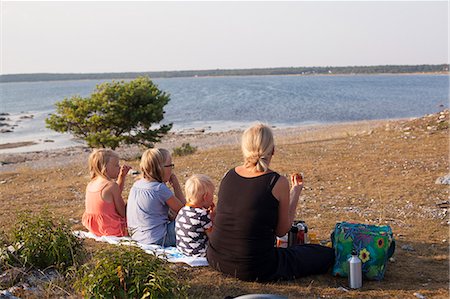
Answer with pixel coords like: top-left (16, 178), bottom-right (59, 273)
top-left (272, 174), bottom-right (303, 237)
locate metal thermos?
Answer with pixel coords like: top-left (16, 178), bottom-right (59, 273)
top-left (348, 250), bottom-right (362, 289)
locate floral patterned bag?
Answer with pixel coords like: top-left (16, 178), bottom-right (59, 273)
top-left (331, 222), bottom-right (395, 280)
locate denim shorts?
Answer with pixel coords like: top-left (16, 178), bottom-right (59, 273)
top-left (155, 221), bottom-right (176, 247)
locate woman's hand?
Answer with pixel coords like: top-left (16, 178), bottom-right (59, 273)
top-left (290, 172), bottom-right (304, 194)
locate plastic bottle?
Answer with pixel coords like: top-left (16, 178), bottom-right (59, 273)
top-left (348, 250), bottom-right (362, 289)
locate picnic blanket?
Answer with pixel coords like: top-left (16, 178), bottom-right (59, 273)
top-left (73, 231), bottom-right (208, 267)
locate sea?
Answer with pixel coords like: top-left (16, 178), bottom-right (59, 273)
top-left (0, 74), bottom-right (448, 153)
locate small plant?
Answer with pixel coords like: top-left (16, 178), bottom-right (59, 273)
top-left (173, 143), bottom-right (197, 156)
top-left (8, 211), bottom-right (85, 271)
top-left (75, 246), bottom-right (187, 298)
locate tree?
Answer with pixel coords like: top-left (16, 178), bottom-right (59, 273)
top-left (46, 76), bottom-right (172, 149)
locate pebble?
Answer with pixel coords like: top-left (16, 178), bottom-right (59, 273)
top-left (401, 244), bottom-right (415, 251)
top-left (337, 286), bottom-right (349, 292)
top-left (413, 292), bottom-right (426, 299)
top-left (0, 180), bottom-right (7, 184)
top-left (435, 174), bottom-right (450, 185)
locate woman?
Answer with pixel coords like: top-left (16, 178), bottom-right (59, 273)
top-left (127, 148), bottom-right (185, 246)
top-left (207, 124), bottom-right (334, 281)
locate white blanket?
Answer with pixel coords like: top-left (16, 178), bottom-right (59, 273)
top-left (73, 231), bottom-right (208, 267)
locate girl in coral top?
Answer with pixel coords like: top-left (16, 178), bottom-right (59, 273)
top-left (82, 149), bottom-right (131, 236)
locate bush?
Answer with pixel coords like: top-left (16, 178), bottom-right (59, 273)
top-left (173, 143), bottom-right (197, 156)
top-left (46, 76), bottom-right (172, 149)
top-left (7, 211), bottom-right (85, 271)
top-left (75, 247), bottom-right (187, 298)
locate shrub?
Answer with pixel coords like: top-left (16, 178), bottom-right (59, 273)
top-left (8, 211), bottom-right (85, 271)
top-left (46, 76), bottom-right (172, 149)
top-left (173, 143), bottom-right (197, 156)
top-left (75, 246), bottom-right (187, 298)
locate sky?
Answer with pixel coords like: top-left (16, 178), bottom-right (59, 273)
top-left (1, 1), bottom-right (448, 74)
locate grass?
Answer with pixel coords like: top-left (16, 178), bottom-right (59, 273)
top-left (0, 111), bottom-right (448, 298)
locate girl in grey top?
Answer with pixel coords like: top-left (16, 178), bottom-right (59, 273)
top-left (127, 148), bottom-right (185, 246)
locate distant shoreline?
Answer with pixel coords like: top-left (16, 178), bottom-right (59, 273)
top-left (1, 64), bottom-right (448, 83)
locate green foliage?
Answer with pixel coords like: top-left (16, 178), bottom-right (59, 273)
top-left (46, 76), bottom-right (172, 149)
top-left (6, 211), bottom-right (85, 271)
top-left (75, 247), bottom-right (187, 299)
top-left (173, 143), bottom-right (197, 157)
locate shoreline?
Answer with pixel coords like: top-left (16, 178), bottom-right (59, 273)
top-left (0, 117), bottom-right (404, 172)
top-left (0, 116), bottom-right (415, 154)
top-left (1, 71), bottom-right (447, 84)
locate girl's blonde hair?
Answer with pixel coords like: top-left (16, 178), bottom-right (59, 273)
top-left (140, 148), bottom-right (170, 182)
top-left (241, 123), bottom-right (274, 172)
top-left (185, 174), bottom-right (215, 203)
top-left (88, 149), bottom-right (119, 180)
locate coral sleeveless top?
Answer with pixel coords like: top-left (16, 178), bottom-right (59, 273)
top-left (82, 181), bottom-right (128, 236)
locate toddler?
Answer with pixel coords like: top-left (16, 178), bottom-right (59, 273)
top-left (82, 149), bottom-right (131, 236)
top-left (176, 174), bottom-right (215, 257)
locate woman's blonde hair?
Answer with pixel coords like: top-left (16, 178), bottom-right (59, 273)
top-left (140, 148), bottom-right (170, 182)
top-left (88, 149), bottom-right (119, 180)
top-left (241, 123), bottom-right (274, 172)
top-left (185, 174), bottom-right (215, 203)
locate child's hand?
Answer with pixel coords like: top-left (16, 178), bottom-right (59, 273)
top-left (208, 202), bottom-right (215, 213)
top-left (168, 173), bottom-right (179, 187)
top-left (119, 165), bottom-right (132, 178)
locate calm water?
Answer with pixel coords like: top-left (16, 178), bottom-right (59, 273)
top-left (0, 74), bottom-right (448, 152)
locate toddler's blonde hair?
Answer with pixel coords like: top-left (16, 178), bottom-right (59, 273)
top-left (241, 123), bottom-right (274, 172)
top-left (140, 148), bottom-right (170, 182)
top-left (88, 149), bottom-right (119, 180)
top-left (185, 174), bottom-right (215, 204)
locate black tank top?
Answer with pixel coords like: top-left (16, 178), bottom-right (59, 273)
top-left (207, 168), bottom-right (280, 281)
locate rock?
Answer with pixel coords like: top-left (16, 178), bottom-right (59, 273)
top-left (0, 113), bottom-right (9, 116)
top-left (0, 268), bottom-right (24, 288)
top-left (19, 115), bottom-right (34, 119)
top-left (337, 286), bottom-right (349, 292)
top-left (68, 218), bottom-right (80, 224)
top-left (413, 292), bottom-right (426, 299)
top-left (401, 244), bottom-right (415, 251)
top-left (0, 129), bottom-right (13, 133)
top-left (389, 257), bottom-right (396, 263)
top-left (435, 174), bottom-right (450, 185)
top-left (43, 139), bottom-right (54, 143)
top-left (0, 180), bottom-right (6, 184)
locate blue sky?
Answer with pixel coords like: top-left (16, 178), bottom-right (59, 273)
top-left (1, 1), bottom-right (448, 74)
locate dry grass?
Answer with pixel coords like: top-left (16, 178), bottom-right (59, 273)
top-left (0, 112), bottom-right (448, 298)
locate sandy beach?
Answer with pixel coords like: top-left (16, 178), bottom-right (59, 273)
top-left (0, 111), bottom-right (448, 298)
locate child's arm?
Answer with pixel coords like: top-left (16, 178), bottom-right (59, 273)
top-left (168, 173), bottom-right (186, 205)
top-left (116, 165), bottom-right (132, 193)
top-left (205, 210), bottom-right (213, 237)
